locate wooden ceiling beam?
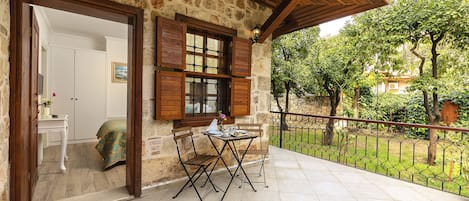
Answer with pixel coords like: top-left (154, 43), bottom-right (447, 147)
top-left (251, 0), bottom-right (278, 8)
top-left (272, 1), bottom-right (387, 38)
top-left (257, 0), bottom-right (299, 43)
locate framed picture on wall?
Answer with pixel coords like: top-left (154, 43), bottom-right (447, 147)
top-left (112, 62), bottom-right (128, 83)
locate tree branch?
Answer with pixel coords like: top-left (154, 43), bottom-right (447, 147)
top-left (410, 42), bottom-right (425, 76)
top-left (410, 42), bottom-right (433, 122)
top-left (429, 32), bottom-right (445, 122)
top-left (422, 91), bottom-right (433, 122)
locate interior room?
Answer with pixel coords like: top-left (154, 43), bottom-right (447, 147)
top-left (32, 5), bottom-right (129, 201)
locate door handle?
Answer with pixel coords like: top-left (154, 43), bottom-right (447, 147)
top-left (75, 98), bottom-right (79, 101)
top-left (70, 98), bottom-right (74, 100)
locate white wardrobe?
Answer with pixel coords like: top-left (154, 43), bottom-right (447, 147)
top-left (49, 46), bottom-right (106, 143)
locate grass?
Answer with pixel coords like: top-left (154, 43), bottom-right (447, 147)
top-left (268, 125), bottom-right (469, 197)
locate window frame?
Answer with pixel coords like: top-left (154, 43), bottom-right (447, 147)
top-left (185, 30), bottom-right (228, 75)
top-left (174, 14), bottom-right (238, 128)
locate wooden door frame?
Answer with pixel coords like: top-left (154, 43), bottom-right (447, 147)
top-left (9, 0), bottom-right (143, 199)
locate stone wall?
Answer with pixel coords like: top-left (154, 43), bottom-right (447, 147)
top-left (0, 0), bottom-right (9, 200)
top-left (109, 0), bottom-right (272, 186)
top-left (0, 0), bottom-right (272, 194)
top-left (271, 95), bottom-right (333, 116)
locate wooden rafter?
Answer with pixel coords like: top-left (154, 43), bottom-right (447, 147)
top-left (251, 0), bottom-right (278, 8)
top-left (258, 0), bottom-right (299, 43)
top-left (272, 1), bottom-right (387, 38)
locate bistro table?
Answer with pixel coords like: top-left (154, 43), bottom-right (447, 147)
top-left (203, 131), bottom-right (258, 201)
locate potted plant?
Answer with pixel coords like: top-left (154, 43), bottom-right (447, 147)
top-left (217, 111), bottom-right (227, 131)
top-left (41, 99), bottom-right (52, 117)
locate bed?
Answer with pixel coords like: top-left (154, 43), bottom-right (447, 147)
top-left (95, 119), bottom-right (127, 169)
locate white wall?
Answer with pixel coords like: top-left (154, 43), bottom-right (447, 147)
top-left (105, 36), bottom-right (128, 119)
top-left (50, 32), bottom-right (105, 51)
top-left (34, 7), bottom-right (50, 49)
top-left (33, 6), bottom-right (53, 148)
top-left (34, 7), bottom-right (51, 100)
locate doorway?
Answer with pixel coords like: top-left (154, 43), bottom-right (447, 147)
top-left (9, 0), bottom-right (143, 200)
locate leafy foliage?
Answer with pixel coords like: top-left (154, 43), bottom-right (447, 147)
top-left (271, 27), bottom-right (320, 99)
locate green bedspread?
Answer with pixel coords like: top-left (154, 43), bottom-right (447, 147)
top-left (95, 119), bottom-right (127, 169)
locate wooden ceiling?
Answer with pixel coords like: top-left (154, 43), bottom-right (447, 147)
top-left (251, 0), bottom-right (389, 42)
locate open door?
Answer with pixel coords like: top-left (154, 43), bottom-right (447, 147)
top-left (30, 7), bottom-right (40, 192)
top-left (10, 0), bottom-right (144, 199)
top-left (9, 2), bottom-right (34, 200)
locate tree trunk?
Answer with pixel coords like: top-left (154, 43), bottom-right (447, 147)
top-left (426, 33), bottom-right (444, 165)
top-left (427, 121), bottom-right (438, 165)
top-left (353, 87), bottom-right (360, 118)
top-left (282, 81), bottom-right (291, 131)
top-left (272, 79), bottom-right (289, 131)
top-left (271, 79), bottom-right (283, 112)
top-left (323, 87), bottom-right (340, 145)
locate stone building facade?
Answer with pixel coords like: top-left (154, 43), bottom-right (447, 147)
top-left (0, 0), bottom-right (272, 196)
top-left (0, 0), bottom-right (271, 196)
top-left (111, 0), bottom-right (273, 186)
top-left (0, 0), bottom-right (9, 199)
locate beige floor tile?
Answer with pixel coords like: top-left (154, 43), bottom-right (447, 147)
top-left (273, 160), bottom-right (299, 169)
top-left (380, 186), bottom-right (430, 201)
top-left (317, 195), bottom-right (358, 201)
top-left (242, 190), bottom-right (280, 201)
top-left (310, 181), bottom-right (353, 197)
top-left (279, 192), bottom-right (319, 201)
top-left (275, 167), bottom-right (307, 181)
top-left (276, 180), bottom-right (312, 193)
top-left (303, 171), bottom-right (341, 183)
top-left (136, 146), bottom-right (469, 201)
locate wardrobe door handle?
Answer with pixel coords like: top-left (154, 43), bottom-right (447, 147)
top-left (70, 98), bottom-right (74, 100)
top-left (75, 98), bottom-right (79, 101)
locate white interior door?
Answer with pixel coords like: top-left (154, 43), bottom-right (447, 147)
top-left (49, 46), bottom-right (75, 143)
top-left (74, 49), bottom-right (106, 140)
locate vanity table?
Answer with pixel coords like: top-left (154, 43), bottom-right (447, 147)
top-left (38, 115), bottom-right (69, 173)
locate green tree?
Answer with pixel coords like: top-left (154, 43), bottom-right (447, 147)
top-left (306, 36), bottom-right (363, 145)
top-left (383, 0), bottom-right (469, 165)
top-left (340, 9), bottom-right (402, 118)
top-left (271, 27), bottom-right (320, 129)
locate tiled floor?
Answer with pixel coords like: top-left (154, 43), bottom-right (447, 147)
top-left (67, 146), bottom-right (469, 201)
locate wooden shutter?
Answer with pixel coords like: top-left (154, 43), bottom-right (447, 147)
top-left (231, 78), bottom-right (251, 116)
top-left (155, 71), bottom-right (185, 120)
top-left (156, 17), bottom-right (186, 69)
top-left (231, 37), bottom-right (252, 77)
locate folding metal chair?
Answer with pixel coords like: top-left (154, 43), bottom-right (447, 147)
top-left (236, 123), bottom-right (269, 188)
top-left (172, 127), bottom-right (218, 201)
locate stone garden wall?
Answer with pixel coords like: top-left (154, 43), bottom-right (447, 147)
top-left (271, 95), bottom-right (333, 116)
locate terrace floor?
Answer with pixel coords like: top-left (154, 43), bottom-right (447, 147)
top-left (65, 146), bottom-right (469, 201)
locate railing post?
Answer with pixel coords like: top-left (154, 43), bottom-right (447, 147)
top-left (279, 109), bottom-right (284, 148)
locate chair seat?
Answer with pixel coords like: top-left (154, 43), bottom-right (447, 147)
top-left (184, 154), bottom-right (218, 166)
top-left (238, 149), bottom-right (269, 155)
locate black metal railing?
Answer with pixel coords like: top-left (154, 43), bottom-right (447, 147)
top-left (269, 111), bottom-right (469, 197)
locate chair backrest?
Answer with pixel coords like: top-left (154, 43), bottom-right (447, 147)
top-left (172, 127), bottom-right (197, 162)
top-left (236, 123), bottom-right (264, 149)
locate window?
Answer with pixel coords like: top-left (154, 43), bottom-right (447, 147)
top-left (155, 15), bottom-right (252, 128)
top-left (185, 78), bottom-right (222, 115)
top-left (185, 30), bottom-right (230, 117)
top-left (185, 32), bottom-right (226, 74)
top-left (389, 82), bottom-right (398, 90)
